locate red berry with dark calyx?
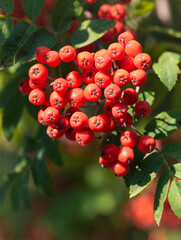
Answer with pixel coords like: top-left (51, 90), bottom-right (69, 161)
top-left (29, 78), bottom-right (47, 90)
top-left (88, 115), bottom-right (106, 132)
top-left (29, 89), bottom-right (45, 106)
top-left (112, 161), bottom-right (129, 177)
top-left (98, 113), bottom-right (111, 130)
top-left (94, 71), bottom-right (112, 88)
top-left (103, 119), bottom-right (116, 134)
top-left (70, 112), bottom-right (88, 130)
top-left (76, 51), bottom-right (94, 70)
top-left (35, 46), bottom-right (50, 63)
top-left (100, 144), bottom-right (119, 162)
top-left (38, 109), bottom-right (48, 126)
top-left (53, 78), bottom-right (69, 94)
top-left (118, 146), bottom-right (134, 164)
top-left (117, 56), bottom-right (135, 72)
top-left (59, 45), bottom-right (76, 62)
top-left (99, 157), bottom-right (115, 169)
top-left (138, 135), bottom-right (156, 153)
top-left (29, 64), bottom-right (48, 83)
top-left (134, 53), bottom-right (152, 70)
top-left (58, 115), bottom-right (70, 133)
top-left (113, 69), bottom-right (130, 87)
top-left (68, 88), bottom-right (87, 108)
top-left (84, 83), bottom-right (102, 102)
top-left (108, 42), bottom-right (125, 61)
top-left (82, 67), bottom-right (97, 84)
top-left (45, 50), bottom-right (61, 67)
top-left (104, 84), bottom-right (122, 101)
top-left (98, 4), bottom-right (112, 19)
top-left (95, 54), bottom-right (112, 71)
top-left (117, 112), bottom-right (133, 128)
top-left (112, 102), bottom-right (127, 119)
top-left (121, 88), bottom-right (138, 105)
top-left (46, 125), bottom-right (63, 139)
top-left (18, 77), bottom-right (32, 95)
top-left (104, 100), bottom-right (115, 115)
top-left (111, 4), bottom-right (126, 20)
top-left (43, 107), bottom-right (60, 124)
top-left (66, 71), bottom-right (82, 88)
top-left (118, 31), bottom-right (135, 47)
top-left (50, 91), bottom-right (68, 109)
top-left (120, 130), bottom-right (138, 148)
top-left (130, 69), bottom-right (147, 87)
top-left (75, 127), bottom-right (94, 146)
top-left (135, 100), bottom-right (151, 118)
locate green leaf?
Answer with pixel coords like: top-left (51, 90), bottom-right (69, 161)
top-left (23, 136), bottom-right (37, 153)
top-left (0, 176), bottom-right (12, 204)
top-left (147, 26), bottom-right (181, 39)
top-left (15, 28), bottom-right (57, 64)
top-left (154, 171), bottom-right (170, 225)
top-left (153, 62), bottom-right (179, 91)
top-left (21, 171), bottom-right (31, 208)
top-left (129, 152), bottom-right (164, 198)
top-left (22, 0), bottom-right (45, 22)
top-left (135, 0), bottom-right (155, 15)
top-left (71, 19), bottom-right (115, 49)
top-left (0, 0), bottom-right (13, 15)
top-left (100, 131), bottom-right (120, 149)
top-left (0, 17), bottom-right (14, 48)
top-left (172, 163), bottom-right (181, 179)
top-left (0, 21), bottom-right (36, 70)
top-left (138, 91), bottom-right (155, 106)
top-left (10, 174), bottom-right (22, 210)
top-left (14, 156), bottom-right (31, 173)
top-left (162, 142), bottom-right (181, 159)
top-left (168, 178), bottom-right (181, 218)
top-left (144, 109), bottom-right (181, 139)
top-left (159, 51), bottom-right (181, 65)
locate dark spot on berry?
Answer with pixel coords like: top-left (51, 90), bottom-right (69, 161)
top-left (87, 72), bottom-right (93, 78)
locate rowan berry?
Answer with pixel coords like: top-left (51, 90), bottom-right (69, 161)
top-left (28, 89), bottom-right (45, 106)
top-left (104, 84), bottom-right (122, 101)
top-left (118, 147), bottom-right (134, 164)
top-left (121, 88), bottom-right (138, 105)
top-left (125, 40), bottom-right (142, 58)
top-left (68, 88), bottom-right (87, 108)
top-left (103, 119), bottom-right (116, 133)
top-left (111, 4), bottom-right (126, 20)
top-left (70, 112), bottom-right (88, 130)
top-left (98, 4), bottom-right (112, 19)
top-left (101, 28), bottom-right (116, 43)
top-left (114, 20), bottom-right (125, 35)
top-left (65, 127), bottom-right (77, 141)
top-left (53, 78), bottom-right (68, 94)
top-left (112, 102), bottom-right (127, 119)
top-left (88, 115), bottom-right (106, 132)
top-left (29, 78), bottom-right (47, 89)
top-left (82, 67), bottom-right (97, 84)
top-left (46, 125), bottom-right (63, 139)
top-left (86, 0), bottom-right (97, 4)
top-left (113, 69), bottom-right (130, 87)
top-left (120, 130), bottom-right (138, 148)
top-left (138, 135), bottom-right (156, 153)
top-left (130, 69), bottom-right (147, 87)
top-left (59, 45), bottom-right (76, 62)
top-left (66, 71), bottom-right (82, 88)
top-left (76, 51), bottom-right (94, 69)
top-left (50, 91), bottom-right (68, 109)
top-left (113, 161), bottom-right (129, 177)
top-left (84, 83), bottom-right (102, 102)
top-left (108, 42), bottom-right (125, 61)
top-left (134, 53), bottom-right (152, 70)
top-left (35, 46), bottom-right (50, 63)
top-left (75, 127), bottom-right (94, 146)
top-left (43, 107), bottom-right (60, 124)
top-left (118, 31), bottom-right (135, 46)
top-left (45, 50), bottom-right (61, 67)
top-left (58, 115), bottom-right (70, 132)
top-left (38, 109), bottom-right (48, 126)
top-left (94, 71), bottom-right (112, 88)
top-left (100, 144), bottom-right (119, 162)
top-left (94, 49), bottom-right (109, 59)
top-left (95, 54), bottom-right (112, 71)
top-left (117, 56), bottom-right (135, 72)
top-left (117, 112), bottom-right (133, 128)
top-left (18, 77), bottom-right (32, 94)
top-left (125, 29), bottom-right (137, 39)
top-left (29, 64), bottom-right (48, 83)
top-left (104, 100), bottom-right (115, 115)
top-left (65, 107), bottom-right (81, 118)
top-left (135, 100), bottom-right (151, 118)
top-left (98, 113), bottom-right (111, 130)
top-left (99, 156), bottom-right (115, 169)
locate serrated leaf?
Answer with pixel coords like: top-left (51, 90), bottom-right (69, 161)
top-left (0, 21), bottom-right (36, 70)
top-left (154, 171), bottom-right (170, 225)
top-left (153, 62), bottom-right (179, 91)
top-left (147, 26), bottom-right (181, 39)
top-left (0, 0), bottom-right (13, 15)
top-left (135, 0), bottom-right (155, 15)
top-left (22, 0), bottom-right (45, 22)
top-left (71, 19), bottom-right (115, 49)
top-left (159, 51), bottom-right (181, 65)
top-left (168, 178), bottom-right (181, 218)
top-left (0, 17), bottom-right (13, 48)
top-left (16, 28), bottom-right (57, 64)
top-left (144, 109), bottom-right (181, 139)
top-left (138, 91), bottom-right (155, 106)
top-left (162, 142), bottom-right (181, 159)
top-left (172, 163), bottom-right (181, 179)
top-left (129, 152), bottom-right (164, 198)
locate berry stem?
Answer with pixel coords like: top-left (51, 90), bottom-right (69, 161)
top-left (130, 125), bottom-right (142, 136)
top-left (136, 87), bottom-right (140, 93)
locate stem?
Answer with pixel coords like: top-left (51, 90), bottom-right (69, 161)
top-left (48, 76), bottom-right (55, 81)
top-left (130, 125), bottom-right (142, 136)
top-left (136, 87), bottom-right (140, 93)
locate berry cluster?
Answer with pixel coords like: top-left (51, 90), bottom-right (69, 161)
top-left (18, 30), bottom-right (155, 177)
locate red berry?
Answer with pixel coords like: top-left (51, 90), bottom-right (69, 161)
top-left (65, 107), bottom-right (81, 118)
top-left (117, 56), bottom-right (135, 72)
top-left (135, 100), bottom-right (151, 118)
top-left (103, 119), bottom-right (116, 133)
top-left (68, 88), bottom-right (87, 108)
top-left (118, 31), bottom-right (135, 47)
top-left (46, 125), bottom-right (63, 139)
top-left (99, 156), bottom-right (115, 169)
top-left (130, 69), bottom-right (147, 87)
top-left (117, 112), bottom-right (133, 128)
top-left (121, 88), bottom-right (138, 105)
top-left (70, 111), bottom-right (88, 130)
top-left (113, 161), bottom-right (129, 177)
top-left (29, 64), bottom-right (48, 83)
top-left (28, 89), bottom-right (45, 105)
top-left (138, 135), bottom-right (156, 153)
top-left (94, 71), bottom-right (112, 88)
top-left (108, 42), bottom-right (125, 61)
top-left (50, 91), bottom-right (68, 109)
top-left (84, 84), bottom-right (102, 102)
top-left (29, 78), bottom-right (47, 90)
top-left (125, 29), bottom-right (137, 39)
top-left (125, 40), bottom-right (142, 58)
top-left (53, 78), bottom-right (68, 94)
top-left (100, 144), bottom-right (119, 162)
top-left (88, 115), bottom-right (106, 132)
top-left (120, 130), bottom-right (138, 148)
top-left (82, 67), bottom-right (97, 84)
top-left (94, 49), bottom-right (109, 59)
top-left (65, 127), bottom-right (77, 141)
top-left (118, 147), bottom-right (134, 164)
top-left (98, 4), bottom-right (112, 19)
top-left (86, 0), bottom-right (97, 4)
top-left (35, 46), bottom-right (50, 63)
top-left (45, 50), bottom-right (61, 67)
top-left (112, 102), bottom-right (127, 119)
top-left (98, 113), bottom-right (111, 130)
top-left (111, 4), bottom-right (126, 20)
top-left (43, 107), bottom-right (60, 124)
top-left (58, 115), bottom-right (70, 132)
top-left (113, 69), bottom-right (130, 87)
top-left (18, 77), bottom-right (32, 94)
top-left (114, 20), bottom-right (125, 35)
top-left (104, 84), bottom-right (122, 101)
top-left (104, 100), bottom-right (115, 115)
top-left (38, 109), bottom-right (48, 126)
top-left (59, 45), bottom-right (76, 62)
top-left (95, 54), bottom-right (112, 71)
top-left (134, 53), bottom-right (152, 70)
top-left (66, 71), bottom-right (82, 88)
top-left (76, 51), bottom-right (94, 69)
top-left (75, 127), bottom-right (94, 146)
